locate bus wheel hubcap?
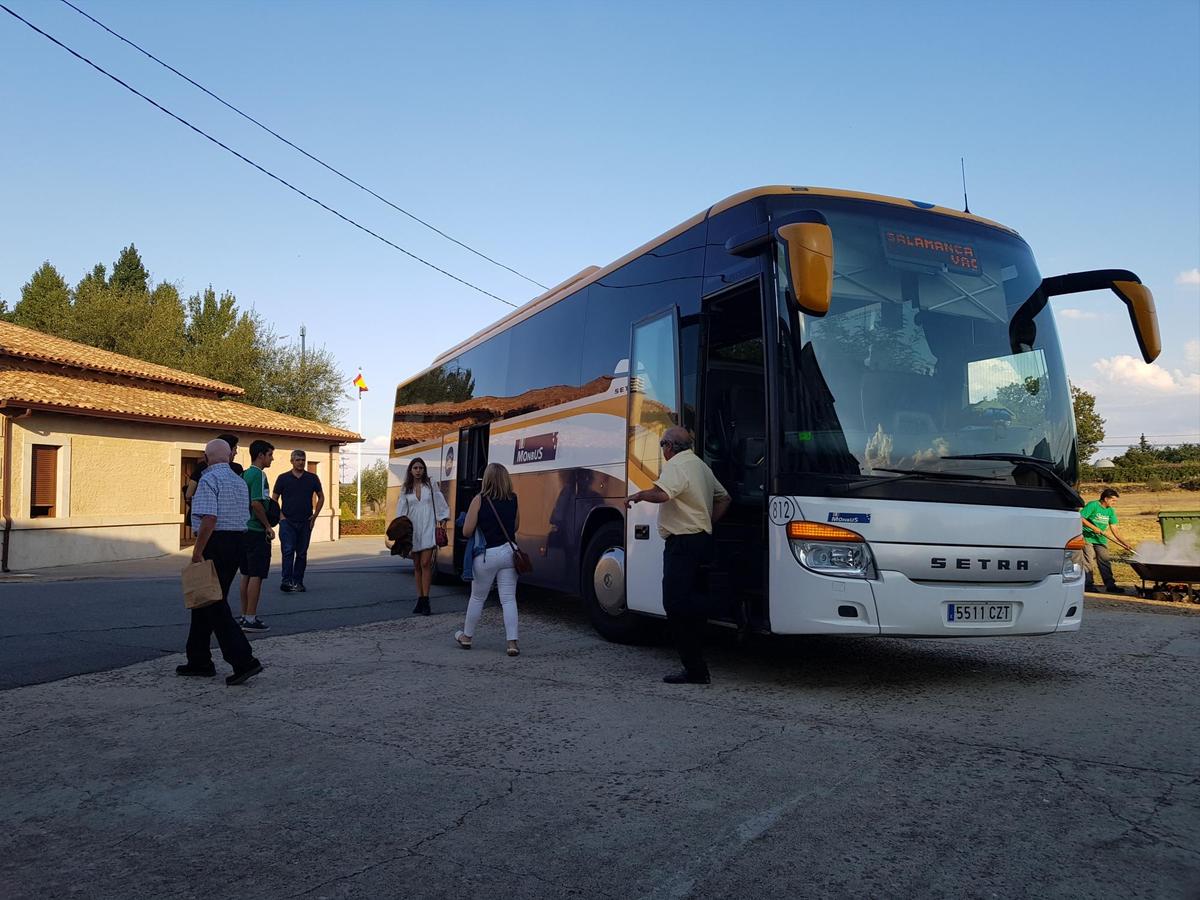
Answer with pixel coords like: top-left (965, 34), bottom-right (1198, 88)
top-left (594, 548), bottom-right (626, 615)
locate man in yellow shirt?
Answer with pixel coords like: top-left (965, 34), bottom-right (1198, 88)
top-left (627, 426), bottom-right (731, 684)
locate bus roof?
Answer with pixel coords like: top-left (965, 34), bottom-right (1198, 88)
top-left (431, 185), bottom-right (1019, 367)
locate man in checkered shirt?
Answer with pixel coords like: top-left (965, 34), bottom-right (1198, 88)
top-left (177, 438), bottom-right (263, 685)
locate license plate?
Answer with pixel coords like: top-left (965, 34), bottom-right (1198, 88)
top-left (947, 603), bottom-right (1012, 623)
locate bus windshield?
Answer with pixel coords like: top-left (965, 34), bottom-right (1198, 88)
top-left (770, 197), bottom-right (1076, 504)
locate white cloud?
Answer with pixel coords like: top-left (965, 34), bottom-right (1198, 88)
top-left (1186, 340), bottom-right (1200, 371)
top-left (1057, 308), bottom-right (1100, 321)
top-left (1091, 355), bottom-right (1200, 394)
top-left (1176, 268), bottom-right (1200, 286)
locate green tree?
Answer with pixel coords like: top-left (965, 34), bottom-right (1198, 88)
top-left (1071, 383), bottom-right (1105, 462)
top-left (341, 460), bottom-right (389, 517)
top-left (182, 287), bottom-right (265, 386)
top-left (360, 459), bottom-right (389, 509)
top-left (109, 244), bottom-right (149, 294)
top-left (120, 282), bottom-right (187, 367)
top-left (10, 246), bottom-right (348, 426)
top-left (12, 262), bottom-right (72, 336)
top-left (250, 332), bottom-right (347, 426)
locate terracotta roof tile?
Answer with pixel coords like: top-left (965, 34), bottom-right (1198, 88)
top-left (0, 368), bottom-right (360, 442)
top-left (0, 321), bottom-right (244, 395)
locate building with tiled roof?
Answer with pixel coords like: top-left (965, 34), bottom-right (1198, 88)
top-left (0, 320), bottom-right (361, 570)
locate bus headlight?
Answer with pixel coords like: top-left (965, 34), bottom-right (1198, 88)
top-left (787, 521), bottom-right (878, 579)
top-left (1062, 535), bottom-right (1085, 583)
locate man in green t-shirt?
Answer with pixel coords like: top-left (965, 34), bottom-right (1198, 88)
top-left (1080, 488), bottom-right (1133, 594)
top-left (239, 440), bottom-right (275, 631)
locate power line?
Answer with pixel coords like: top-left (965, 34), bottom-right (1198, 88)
top-left (1, 3), bottom-right (519, 309)
top-left (57, 0), bottom-right (548, 292)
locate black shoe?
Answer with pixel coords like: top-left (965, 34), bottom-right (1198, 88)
top-left (280, 581), bottom-right (295, 593)
top-left (226, 661), bottom-right (263, 686)
top-left (413, 596), bottom-right (431, 616)
top-left (663, 668), bottom-right (710, 685)
top-left (1104, 586), bottom-right (1128, 596)
top-left (176, 663), bottom-right (216, 677)
top-left (241, 617), bottom-right (269, 632)
top-left (293, 582), bottom-right (306, 593)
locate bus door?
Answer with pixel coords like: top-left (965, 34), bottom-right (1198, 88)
top-left (699, 278), bottom-right (769, 629)
top-left (436, 432), bottom-right (458, 572)
top-left (453, 423), bottom-right (489, 574)
top-left (625, 308), bottom-right (680, 616)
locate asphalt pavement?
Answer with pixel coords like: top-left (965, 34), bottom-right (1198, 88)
top-left (0, 537), bottom-right (447, 689)
top-left (1, 552), bottom-right (1197, 899)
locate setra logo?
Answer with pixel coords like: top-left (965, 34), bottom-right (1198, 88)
top-left (931, 557), bottom-right (1029, 571)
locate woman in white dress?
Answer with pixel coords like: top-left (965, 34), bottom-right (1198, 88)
top-left (396, 458), bottom-right (449, 615)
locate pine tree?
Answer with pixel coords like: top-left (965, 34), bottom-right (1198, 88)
top-left (12, 262), bottom-right (72, 336)
top-left (109, 244), bottom-right (149, 294)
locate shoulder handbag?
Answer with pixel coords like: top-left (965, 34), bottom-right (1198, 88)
top-left (430, 483), bottom-right (449, 547)
top-left (485, 495), bottom-right (532, 575)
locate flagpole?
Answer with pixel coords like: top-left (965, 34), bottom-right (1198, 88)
top-left (356, 371), bottom-right (363, 520)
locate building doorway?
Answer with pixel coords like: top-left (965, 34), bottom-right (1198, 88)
top-left (180, 451), bottom-right (205, 547)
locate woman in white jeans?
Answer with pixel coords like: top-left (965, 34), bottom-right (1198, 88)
top-left (455, 463), bottom-right (521, 656)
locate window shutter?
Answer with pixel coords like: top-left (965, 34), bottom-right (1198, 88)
top-left (30, 445), bottom-right (58, 516)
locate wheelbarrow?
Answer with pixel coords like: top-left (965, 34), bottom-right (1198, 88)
top-left (1127, 559), bottom-right (1200, 603)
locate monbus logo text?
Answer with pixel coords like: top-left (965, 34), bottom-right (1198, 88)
top-left (513, 432), bottom-right (558, 466)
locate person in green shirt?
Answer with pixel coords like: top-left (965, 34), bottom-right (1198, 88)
top-left (1080, 488), bottom-right (1133, 594)
top-left (239, 440), bottom-right (275, 631)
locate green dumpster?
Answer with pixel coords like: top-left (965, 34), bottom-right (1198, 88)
top-left (1158, 511), bottom-right (1200, 543)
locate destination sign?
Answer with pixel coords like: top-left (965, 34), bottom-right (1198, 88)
top-left (881, 226), bottom-right (981, 276)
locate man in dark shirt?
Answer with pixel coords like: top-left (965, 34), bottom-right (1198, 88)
top-left (272, 450), bottom-right (325, 593)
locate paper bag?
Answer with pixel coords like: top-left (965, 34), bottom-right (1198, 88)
top-left (182, 559), bottom-right (223, 609)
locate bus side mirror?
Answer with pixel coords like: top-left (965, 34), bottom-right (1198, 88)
top-left (1110, 280), bottom-right (1160, 364)
top-left (776, 222), bottom-right (833, 317)
top-left (1041, 269), bottom-right (1161, 363)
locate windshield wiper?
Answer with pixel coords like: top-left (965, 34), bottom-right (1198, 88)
top-left (841, 467), bottom-right (1005, 494)
top-left (939, 453), bottom-right (1083, 507)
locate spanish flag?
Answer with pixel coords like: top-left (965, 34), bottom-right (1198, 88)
top-left (353, 372), bottom-right (368, 392)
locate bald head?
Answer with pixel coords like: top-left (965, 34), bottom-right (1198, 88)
top-left (204, 438), bottom-right (232, 464)
top-left (661, 427), bottom-right (692, 453)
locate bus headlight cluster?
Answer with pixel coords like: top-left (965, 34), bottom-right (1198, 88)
top-left (786, 521), bottom-right (878, 579)
top-left (1062, 536), bottom-right (1085, 583)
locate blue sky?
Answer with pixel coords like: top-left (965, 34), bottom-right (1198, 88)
top-left (2, 0), bottom-right (1197, 470)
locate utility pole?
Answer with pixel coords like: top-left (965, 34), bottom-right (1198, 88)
top-left (299, 324), bottom-right (306, 373)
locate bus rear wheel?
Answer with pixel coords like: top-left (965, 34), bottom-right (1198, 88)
top-left (583, 522), bottom-right (653, 644)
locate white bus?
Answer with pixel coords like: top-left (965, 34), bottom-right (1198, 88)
top-left (389, 185), bottom-right (1160, 642)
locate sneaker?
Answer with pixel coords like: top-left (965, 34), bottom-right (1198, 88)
top-left (293, 582), bottom-right (307, 593)
top-left (280, 581), bottom-right (295, 593)
top-left (226, 661), bottom-right (263, 686)
top-left (176, 663), bottom-right (216, 677)
top-left (241, 618), bottom-right (269, 632)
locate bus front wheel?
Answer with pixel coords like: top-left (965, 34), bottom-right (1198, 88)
top-left (583, 522), bottom-right (653, 644)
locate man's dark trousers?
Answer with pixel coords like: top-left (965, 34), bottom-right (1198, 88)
top-left (279, 518), bottom-right (313, 584)
top-left (186, 531), bottom-right (256, 670)
top-left (662, 532), bottom-right (714, 678)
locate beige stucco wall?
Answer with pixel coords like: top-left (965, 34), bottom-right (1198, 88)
top-left (2, 411), bottom-right (345, 571)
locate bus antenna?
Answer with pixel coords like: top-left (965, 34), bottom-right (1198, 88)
top-left (960, 157), bottom-right (971, 214)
